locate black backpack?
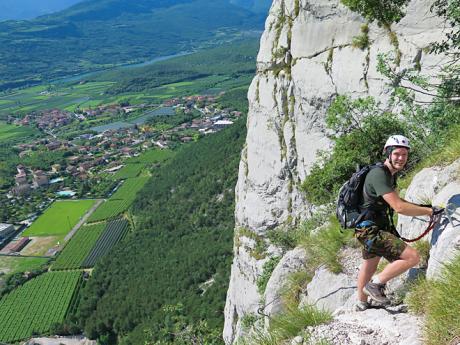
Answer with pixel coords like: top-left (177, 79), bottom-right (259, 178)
top-left (336, 163), bottom-right (384, 229)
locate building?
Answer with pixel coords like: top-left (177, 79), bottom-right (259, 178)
top-left (213, 120), bottom-right (234, 129)
top-left (33, 170), bottom-right (49, 188)
top-left (51, 164), bottom-right (61, 173)
top-left (0, 223), bottom-right (15, 238)
top-left (15, 172), bottom-right (27, 185)
top-left (16, 165), bottom-right (26, 175)
top-left (0, 224), bottom-right (16, 248)
top-left (12, 183), bottom-right (31, 196)
top-left (46, 141), bottom-right (61, 151)
top-left (8, 237), bottom-right (30, 252)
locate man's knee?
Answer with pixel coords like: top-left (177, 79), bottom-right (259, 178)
top-left (401, 246), bottom-right (420, 266)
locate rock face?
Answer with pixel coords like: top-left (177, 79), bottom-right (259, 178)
top-left (26, 337), bottom-right (97, 345)
top-left (306, 307), bottom-right (423, 345)
top-left (398, 159), bottom-right (460, 278)
top-left (224, 0), bottom-right (452, 343)
top-left (263, 247), bottom-right (308, 320)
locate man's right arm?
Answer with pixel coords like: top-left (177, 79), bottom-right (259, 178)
top-left (382, 191), bottom-right (433, 217)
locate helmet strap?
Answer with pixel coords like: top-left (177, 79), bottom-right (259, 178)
top-left (387, 147), bottom-right (398, 170)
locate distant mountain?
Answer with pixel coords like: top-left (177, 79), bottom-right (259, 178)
top-left (0, 0), bottom-right (266, 91)
top-left (0, 0), bottom-right (83, 21)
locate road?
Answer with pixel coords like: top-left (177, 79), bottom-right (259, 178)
top-left (63, 199), bottom-right (104, 242)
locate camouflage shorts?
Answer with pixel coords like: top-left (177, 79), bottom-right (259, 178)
top-left (355, 225), bottom-right (407, 262)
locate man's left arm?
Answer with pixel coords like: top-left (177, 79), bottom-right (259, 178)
top-left (382, 191), bottom-right (433, 217)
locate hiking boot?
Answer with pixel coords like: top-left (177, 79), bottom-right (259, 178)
top-left (363, 282), bottom-right (390, 304)
top-left (354, 300), bottom-right (370, 312)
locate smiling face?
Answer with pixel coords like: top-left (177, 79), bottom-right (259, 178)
top-left (389, 147), bottom-right (409, 171)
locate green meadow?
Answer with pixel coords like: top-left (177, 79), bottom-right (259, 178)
top-left (22, 200), bottom-right (96, 238)
top-left (0, 257), bottom-right (49, 275)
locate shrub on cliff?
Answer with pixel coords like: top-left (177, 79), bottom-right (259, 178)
top-left (302, 95), bottom-right (408, 205)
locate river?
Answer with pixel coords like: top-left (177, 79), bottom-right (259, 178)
top-left (53, 51), bottom-right (193, 84)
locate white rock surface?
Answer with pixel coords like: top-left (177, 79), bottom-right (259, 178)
top-left (25, 336), bottom-right (96, 345)
top-left (263, 247), bottom-right (308, 319)
top-left (397, 159), bottom-right (460, 241)
top-left (427, 181), bottom-right (460, 278)
top-left (307, 307), bottom-right (423, 345)
top-left (303, 266), bottom-right (356, 313)
top-left (224, 0), bottom-right (454, 343)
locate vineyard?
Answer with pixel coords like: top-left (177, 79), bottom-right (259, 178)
top-left (52, 223), bottom-right (106, 270)
top-left (110, 176), bottom-right (150, 202)
top-left (0, 271), bottom-right (82, 343)
top-left (112, 163), bottom-right (144, 179)
top-left (125, 148), bottom-right (174, 164)
top-left (88, 177), bottom-right (149, 222)
top-left (87, 200), bottom-right (129, 222)
top-left (82, 219), bottom-right (129, 267)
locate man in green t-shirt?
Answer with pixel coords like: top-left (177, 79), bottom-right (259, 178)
top-left (354, 135), bottom-right (443, 310)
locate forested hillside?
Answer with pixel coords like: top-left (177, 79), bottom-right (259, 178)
top-left (98, 39), bottom-right (259, 95)
top-left (72, 112), bottom-right (247, 344)
top-left (0, 0), bottom-right (265, 91)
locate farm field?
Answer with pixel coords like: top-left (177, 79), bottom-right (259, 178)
top-left (88, 177), bottom-right (149, 222)
top-left (52, 223), bottom-right (106, 270)
top-left (22, 200), bottom-right (96, 239)
top-left (0, 72), bottom-right (251, 117)
top-left (82, 219), bottom-right (129, 267)
top-left (0, 122), bottom-right (38, 142)
top-left (0, 82), bottom-right (116, 117)
top-left (0, 256), bottom-right (49, 276)
top-left (110, 176), bottom-right (150, 203)
top-left (0, 78), bottom-right (181, 116)
top-left (125, 148), bottom-right (174, 164)
top-left (112, 163), bottom-right (144, 180)
top-left (0, 271), bottom-right (82, 343)
top-left (87, 200), bottom-right (130, 222)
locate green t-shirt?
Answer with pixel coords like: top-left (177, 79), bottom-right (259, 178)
top-left (361, 166), bottom-right (395, 215)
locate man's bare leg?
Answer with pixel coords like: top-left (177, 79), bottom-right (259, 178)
top-left (357, 256), bottom-right (381, 302)
top-left (376, 246), bottom-right (420, 284)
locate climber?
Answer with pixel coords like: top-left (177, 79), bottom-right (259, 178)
top-left (354, 135), bottom-right (444, 311)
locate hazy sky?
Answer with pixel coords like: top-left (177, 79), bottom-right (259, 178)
top-left (0, 0), bottom-right (83, 21)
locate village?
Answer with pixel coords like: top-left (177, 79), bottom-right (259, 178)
top-left (0, 92), bottom-right (243, 233)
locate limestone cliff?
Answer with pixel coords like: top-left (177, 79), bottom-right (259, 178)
top-left (224, 0), bottom-right (454, 343)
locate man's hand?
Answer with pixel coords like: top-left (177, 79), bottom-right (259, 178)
top-left (431, 206), bottom-right (445, 216)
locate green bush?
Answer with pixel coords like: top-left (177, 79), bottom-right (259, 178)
top-left (340, 0), bottom-right (410, 26)
top-left (302, 95), bottom-right (409, 205)
top-left (352, 24), bottom-right (370, 50)
top-left (257, 256), bottom-right (282, 294)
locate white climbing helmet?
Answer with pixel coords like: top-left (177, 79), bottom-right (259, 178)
top-left (384, 135), bottom-right (411, 151)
